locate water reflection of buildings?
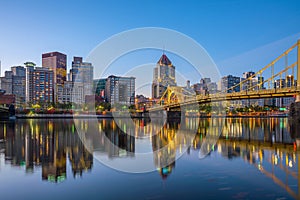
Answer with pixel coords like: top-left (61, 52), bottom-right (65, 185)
top-left (1, 116), bottom-right (299, 194)
top-left (213, 138), bottom-right (299, 199)
top-left (80, 119), bottom-right (136, 159)
top-left (195, 117), bottom-right (293, 144)
top-left (140, 116), bottom-right (300, 196)
top-left (152, 121), bottom-right (177, 179)
top-left (151, 119), bottom-right (198, 179)
top-left (0, 119), bottom-right (93, 183)
top-left (192, 118), bottom-right (299, 199)
top-left (102, 120), bottom-right (135, 158)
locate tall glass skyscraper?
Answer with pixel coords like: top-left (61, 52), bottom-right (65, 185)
top-left (70, 57), bottom-right (93, 95)
top-left (66, 57), bottom-right (94, 104)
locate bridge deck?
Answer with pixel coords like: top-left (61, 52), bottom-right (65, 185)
top-left (149, 87), bottom-right (300, 112)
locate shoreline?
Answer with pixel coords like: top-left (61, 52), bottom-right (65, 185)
top-left (13, 113), bottom-right (289, 119)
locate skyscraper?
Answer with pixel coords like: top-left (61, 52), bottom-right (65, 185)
top-left (106, 75), bottom-right (135, 106)
top-left (62, 56), bottom-right (94, 104)
top-left (11, 66), bottom-right (26, 106)
top-left (241, 71), bottom-right (264, 90)
top-left (0, 67), bottom-right (26, 108)
top-left (152, 54), bottom-right (176, 98)
top-left (0, 71), bottom-right (13, 94)
top-left (220, 75), bottom-right (241, 93)
top-left (42, 52), bottom-right (67, 102)
top-left (24, 62), bottom-right (36, 104)
top-left (32, 67), bottom-right (54, 104)
top-left (25, 63), bottom-right (54, 105)
top-left (70, 57), bottom-right (93, 96)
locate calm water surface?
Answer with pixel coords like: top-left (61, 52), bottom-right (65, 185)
top-left (0, 117), bottom-right (299, 200)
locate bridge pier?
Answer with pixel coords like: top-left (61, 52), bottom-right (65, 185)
top-left (289, 102), bottom-right (300, 149)
top-left (166, 110), bottom-right (181, 119)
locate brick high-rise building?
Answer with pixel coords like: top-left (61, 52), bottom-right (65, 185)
top-left (42, 52), bottom-right (67, 102)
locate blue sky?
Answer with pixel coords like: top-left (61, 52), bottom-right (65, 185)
top-left (0, 0), bottom-right (300, 95)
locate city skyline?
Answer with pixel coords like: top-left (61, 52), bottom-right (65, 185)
top-left (0, 0), bottom-right (300, 80)
top-left (1, 2), bottom-right (300, 199)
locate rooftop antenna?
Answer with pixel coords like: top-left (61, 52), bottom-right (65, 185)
top-left (163, 45), bottom-right (165, 55)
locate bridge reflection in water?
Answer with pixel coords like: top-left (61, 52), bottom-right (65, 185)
top-left (0, 117), bottom-right (299, 198)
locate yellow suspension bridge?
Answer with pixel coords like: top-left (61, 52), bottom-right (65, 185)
top-left (149, 40), bottom-right (300, 112)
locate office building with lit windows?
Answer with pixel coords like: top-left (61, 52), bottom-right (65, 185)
top-left (106, 75), bottom-right (135, 106)
top-left (152, 54), bottom-right (176, 98)
top-left (28, 67), bottom-right (54, 104)
top-left (42, 52), bottom-right (67, 102)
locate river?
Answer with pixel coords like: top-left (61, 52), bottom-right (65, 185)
top-left (0, 117), bottom-right (299, 199)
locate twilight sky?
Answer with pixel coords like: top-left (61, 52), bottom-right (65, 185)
top-left (0, 0), bottom-right (300, 95)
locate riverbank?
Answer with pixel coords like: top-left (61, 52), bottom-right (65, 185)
top-left (16, 113), bottom-right (113, 119)
top-left (13, 112), bottom-right (289, 119)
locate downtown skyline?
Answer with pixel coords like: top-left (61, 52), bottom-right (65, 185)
top-left (0, 0), bottom-right (300, 80)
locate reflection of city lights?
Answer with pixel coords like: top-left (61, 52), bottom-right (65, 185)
top-left (258, 163), bottom-right (262, 171)
top-left (217, 144), bottom-right (222, 153)
top-left (259, 150), bottom-right (263, 164)
top-left (293, 153), bottom-right (296, 163)
top-left (274, 154), bottom-right (279, 165)
top-left (289, 160), bottom-right (293, 168)
top-left (3, 124), bottom-right (6, 138)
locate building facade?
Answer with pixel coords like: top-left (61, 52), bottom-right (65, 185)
top-left (94, 78), bottom-right (107, 98)
top-left (220, 75), bottom-right (241, 93)
top-left (24, 62), bottom-right (36, 104)
top-left (70, 56), bottom-right (93, 97)
top-left (58, 56), bottom-right (94, 105)
top-left (241, 71), bottom-right (265, 91)
top-left (272, 78), bottom-right (295, 108)
top-left (193, 78), bottom-right (218, 95)
top-left (57, 81), bottom-right (84, 105)
top-left (152, 54), bottom-right (176, 98)
top-left (11, 66), bottom-right (26, 106)
top-left (0, 71), bottom-right (13, 94)
top-left (106, 75), bottom-right (135, 106)
top-left (0, 67), bottom-right (26, 108)
top-left (42, 52), bottom-right (67, 102)
top-left (29, 67), bottom-right (54, 104)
